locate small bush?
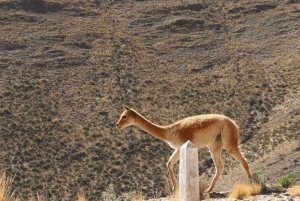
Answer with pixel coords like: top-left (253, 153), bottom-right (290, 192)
top-left (101, 184), bottom-right (142, 201)
top-left (279, 173), bottom-right (295, 188)
top-left (0, 108), bottom-right (11, 116)
top-left (252, 166), bottom-right (267, 185)
top-left (101, 184), bottom-right (117, 201)
top-left (70, 151), bottom-right (87, 161)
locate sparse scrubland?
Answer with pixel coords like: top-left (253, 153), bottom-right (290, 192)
top-left (0, 0), bottom-right (299, 200)
top-left (0, 171), bottom-right (299, 201)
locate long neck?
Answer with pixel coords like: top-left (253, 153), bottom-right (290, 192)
top-left (133, 111), bottom-right (167, 141)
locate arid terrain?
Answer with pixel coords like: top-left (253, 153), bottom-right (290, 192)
top-left (0, 0), bottom-right (299, 200)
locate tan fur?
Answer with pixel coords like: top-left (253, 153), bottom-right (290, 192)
top-left (116, 104), bottom-right (252, 192)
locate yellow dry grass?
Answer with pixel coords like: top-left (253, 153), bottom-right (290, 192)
top-left (229, 183), bottom-right (261, 200)
top-left (251, 184), bottom-right (262, 196)
top-left (168, 191), bottom-right (179, 201)
top-left (0, 172), bottom-right (89, 201)
top-left (130, 193), bottom-right (144, 201)
top-left (77, 194), bottom-right (85, 201)
top-left (289, 185), bottom-right (300, 196)
top-left (1, 0), bottom-right (299, 199)
top-left (0, 172), bottom-right (15, 201)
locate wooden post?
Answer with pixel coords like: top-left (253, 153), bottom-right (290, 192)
top-left (179, 140), bottom-right (199, 201)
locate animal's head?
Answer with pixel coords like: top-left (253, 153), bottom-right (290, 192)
top-left (116, 104), bottom-right (135, 129)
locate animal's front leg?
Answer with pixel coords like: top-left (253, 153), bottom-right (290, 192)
top-left (166, 149), bottom-right (180, 191)
top-left (206, 140), bottom-right (224, 192)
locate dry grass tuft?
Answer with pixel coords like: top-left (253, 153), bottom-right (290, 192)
top-left (0, 172), bottom-right (16, 201)
top-left (0, 172), bottom-right (94, 201)
top-left (204, 194), bottom-right (210, 201)
top-left (77, 194), bottom-right (85, 201)
top-left (168, 191), bottom-right (179, 201)
top-left (289, 185), bottom-right (300, 196)
top-left (131, 193), bottom-right (144, 201)
top-left (251, 183), bottom-right (262, 196)
top-left (229, 183), bottom-right (261, 200)
top-left (229, 183), bottom-right (252, 200)
top-left (1, 0), bottom-right (300, 199)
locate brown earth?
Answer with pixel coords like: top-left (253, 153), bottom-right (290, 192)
top-left (0, 0), bottom-right (299, 200)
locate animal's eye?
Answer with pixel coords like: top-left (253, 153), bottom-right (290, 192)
top-left (122, 115), bottom-right (127, 119)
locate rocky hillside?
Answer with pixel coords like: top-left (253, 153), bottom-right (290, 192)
top-left (0, 0), bottom-right (299, 200)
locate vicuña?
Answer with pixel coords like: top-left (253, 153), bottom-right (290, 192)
top-left (116, 104), bottom-right (252, 192)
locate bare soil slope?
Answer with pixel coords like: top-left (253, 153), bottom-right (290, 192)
top-left (0, 0), bottom-right (299, 200)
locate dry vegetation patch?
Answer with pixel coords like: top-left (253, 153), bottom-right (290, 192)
top-left (289, 185), bottom-right (300, 197)
top-left (0, 0), bottom-right (299, 200)
top-left (229, 183), bottom-right (261, 200)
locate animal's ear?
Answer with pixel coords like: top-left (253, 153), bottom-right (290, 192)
top-left (122, 104), bottom-right (131, 111)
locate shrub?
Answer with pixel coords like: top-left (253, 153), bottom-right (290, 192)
top-left (101, 184), bottom-right (143, 201)
top-left (101, 184), bottom-right (117, 201)
top-left (279, 173), bottom-right (295, 188)
top-left (0, 108), bottom-right (11, 116)
top-left (252, 166), bottom-right (267, 186)
top-left (70, 151), bottom-right (87, 161)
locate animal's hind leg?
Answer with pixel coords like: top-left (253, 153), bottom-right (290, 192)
top-left (222, 120), bottom-right (252, 183)
top-left (206, 139), bottom-right (223, 192)
top-left (226, 147), bottom-right (252, 183)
